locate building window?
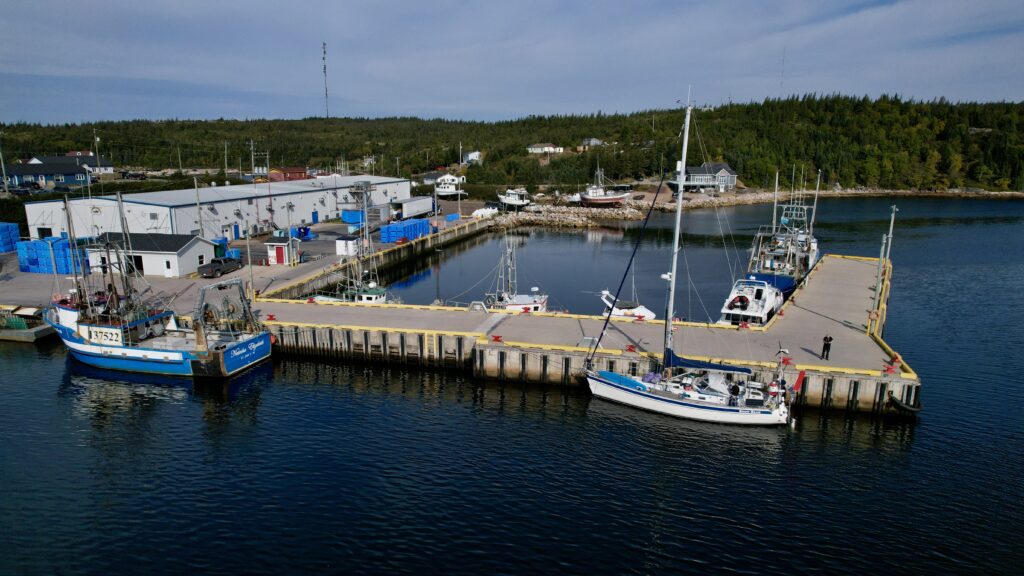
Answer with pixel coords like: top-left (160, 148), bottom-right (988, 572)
top-left (165, 260), bottom-right (171, 270)
top-left (198, 254), bottom-right (205, 265)
top-left (75, 174), bottom-right (86, 181)
top-left (55, 174), bottom-right (65, 183)
top-left (150, 213), bottom-right (158, 220)
top-left (247, 199), bottom-right (253, 205)
top-left (24, 175), bottom-right (34, 182)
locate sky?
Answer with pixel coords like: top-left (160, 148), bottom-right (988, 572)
top-left (0, 0), bottom-right (1021, 124)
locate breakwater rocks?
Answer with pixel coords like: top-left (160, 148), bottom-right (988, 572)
top-left (493, 204), bottom-right (644, 229)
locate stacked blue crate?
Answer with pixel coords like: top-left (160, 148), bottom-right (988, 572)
top-left (0, 222), bottom-right (19, 253)
top-left (225, 248), bottom-right (242, 259)
top-left (14, 237), bottom-right (90, 274)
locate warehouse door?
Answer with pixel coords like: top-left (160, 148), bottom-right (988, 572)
top-left (312, 211), bottom-right (319, 224)
top-left (275, 246), bottom-right (284, 265)
top-left (233, 223), bottom-right (240, 239)
top-left (130, 255), bottom-right (144, 275)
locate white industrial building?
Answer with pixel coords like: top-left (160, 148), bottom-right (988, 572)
top-left (23, 175), bottom-right (410, 240)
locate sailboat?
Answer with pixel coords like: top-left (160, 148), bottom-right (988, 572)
top-left (46, 196), bottom-right (271, 378)
top-left (585, 106), bottom-right (790, 425)
top-left (599, 266), bottom-right (655, 320)
top-left (745, 170), bottom-right (821, 297)
top-left (484, 234), bottom-right (548, 313)
top-left (580, 166), bottom-right (631, 207)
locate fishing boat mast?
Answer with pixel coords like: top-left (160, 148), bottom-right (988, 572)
top-left (662, 104), bottom-right (692, 371)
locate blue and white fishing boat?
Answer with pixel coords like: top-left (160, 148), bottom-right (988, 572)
top-left (745, 170), bottom-right (821, 297)
top-left (585, 105), bottom-right (790, 426)
top-left (45, 196), bottom-right (271, 378)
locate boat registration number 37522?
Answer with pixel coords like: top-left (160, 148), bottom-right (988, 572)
top-left (89, 327), bottom-right (124, 344)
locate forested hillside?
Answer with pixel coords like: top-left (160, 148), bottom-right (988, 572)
top-left (2, 95), bottom-right (1021, 190)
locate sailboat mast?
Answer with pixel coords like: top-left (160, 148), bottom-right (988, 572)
top-left (810, 169), bottom-right (821, 236)
top-left (663, 105), bottom-right (692, 365)
top-left (771, 171), bottom-right (779, 234)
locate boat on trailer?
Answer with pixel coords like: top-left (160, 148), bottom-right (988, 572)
top-left (585, 105), bottom-right (790, 426)
top-left (580, 167), bottom-right (630, 207)
top-left (497, 187), bottom-right (531, 210)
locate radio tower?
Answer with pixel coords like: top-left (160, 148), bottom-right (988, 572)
top-left (322, 42), bottom-right (330, 118)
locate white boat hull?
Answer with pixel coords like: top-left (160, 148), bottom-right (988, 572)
top-left (587, 371), bottom-right (789, 426)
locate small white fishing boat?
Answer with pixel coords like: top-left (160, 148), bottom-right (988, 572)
top-left (497, 187), bottom-right (531, 210)
top-left (484, 234), bottom-right (548, 313)
top-left (718, 277), bottom-right (784, 326)
top-left (435, 179), bottom-right (468, 198)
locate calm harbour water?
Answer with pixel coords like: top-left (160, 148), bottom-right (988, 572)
top-left (2, 197), bottom-right (1022, 574)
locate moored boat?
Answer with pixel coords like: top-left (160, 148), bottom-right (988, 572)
top-left (584, 104), bottom-right (790, 426)
top-left (718, 277), bottom-right (784, 326)
top-left (746, 171), bottom-right (821, 297)
top-left (484, 234), bottom-right (548, 313)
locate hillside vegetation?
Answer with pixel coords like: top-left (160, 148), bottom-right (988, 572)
top-left (2, 95), bottom-right (1021, 191)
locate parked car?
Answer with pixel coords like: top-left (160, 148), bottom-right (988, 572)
top-left (197, 257), bottom-right (242, 278)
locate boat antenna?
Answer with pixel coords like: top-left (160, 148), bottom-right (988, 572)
top-left (585, 170), bottom-right (667, 367)
top-left (662, 105), bottom-right (692, 372)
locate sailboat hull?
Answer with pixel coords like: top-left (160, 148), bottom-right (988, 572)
top-left (587, 371), bottom-right (789, 426)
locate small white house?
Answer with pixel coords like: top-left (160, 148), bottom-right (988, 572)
top-left (435, 174), bottom-right (465, 186)
top-left (87, 232), bottom-right (216, 278)
top-left (462, 151), bottom-right (482, 165)
top-left (527, 143), bottom-right (563, 154)
top-left (266, 238), bottom-right (301, 266)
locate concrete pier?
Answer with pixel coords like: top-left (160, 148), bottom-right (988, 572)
top-left (256, 254), bottom-right (919, 415)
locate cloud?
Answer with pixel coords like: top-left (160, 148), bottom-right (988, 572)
top-left (0, 0), bottom-right (1020, 124)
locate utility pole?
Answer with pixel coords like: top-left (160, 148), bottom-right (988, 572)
top-left (0, 131), bottom-right (10, 196)
top-left (224, 141), bottom-right (228, 178)
top-left (194, 177), bottom-right (204, 238)
top-left (246, 217), bottom-right (255, 299)
top-left (177, 146), bottom-right (183, 174)
top-left (395, 156), bottom-right (400, 177)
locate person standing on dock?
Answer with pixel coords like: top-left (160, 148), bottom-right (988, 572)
top-left (821, 334), bottom-right (833, 360)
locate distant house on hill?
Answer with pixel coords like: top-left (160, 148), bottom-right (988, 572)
top-left (29, 153), bottom-right (114, 175)
top-left (577, 138), bottom-right (605, 152)
top-left (4, 162), bottom-right (89, 188)
top-left (462, 150), bottom-right (482, 165)
top-left (527, 143), bottom-right (563, 154)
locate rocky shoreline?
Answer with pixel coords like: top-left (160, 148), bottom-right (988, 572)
top-left (476, 187), bottom-right (1024, 229)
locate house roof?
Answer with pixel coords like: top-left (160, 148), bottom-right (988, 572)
top-left (686, 162), bottom-right (737, 176)
top-left (420, 171), bottom-right (446, 181)
top-left (4, 163), bottom-right (88, 175)
top-left (528, 143), bottom-right (556, 148)
top-left (94, 232), bottom-right (211, 254)
top-left (31, 155), bottom-right (112, 167)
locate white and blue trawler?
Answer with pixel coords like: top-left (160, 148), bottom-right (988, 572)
top-left (585, 105), bottom-right (790, 426)
top-left (745, 171), bottom-right (821, 298)
top-left (47, 279), bottom-right (271, 378)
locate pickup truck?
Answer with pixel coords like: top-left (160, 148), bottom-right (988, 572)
top-left (198, 257), bottom-right (242, 278)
